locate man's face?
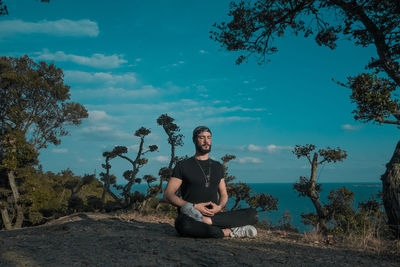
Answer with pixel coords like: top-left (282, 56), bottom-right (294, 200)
top-left (195, 131), bottom-right (212, 155)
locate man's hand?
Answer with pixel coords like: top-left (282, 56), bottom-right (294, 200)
top-left (207, 202), bottom-right (222, 214)
top-left (194, 202), bottom-right (222, 216)
top-left (194, 202), bottom-right (214, 217)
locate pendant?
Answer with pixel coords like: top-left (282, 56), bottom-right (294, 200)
top-left (205, 174), bottom-right (210, 188)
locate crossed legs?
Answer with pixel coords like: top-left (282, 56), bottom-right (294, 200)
top-left (175, 208), bottom-right (258, 238)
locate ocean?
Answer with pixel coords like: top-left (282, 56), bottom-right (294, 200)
top-left (111, 182), bottom-right (382, 233)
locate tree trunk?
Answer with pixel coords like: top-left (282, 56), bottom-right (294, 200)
top-left (0, 207), bottom-right (12, 230)
top-left (309, 153), bottom-right (328, 234)
top-left (381, 141), bottom-right (400, 238)
top-left (7, 170), bottom-right (24, 229)
top-left (101, 184), bottom-right (107, 203)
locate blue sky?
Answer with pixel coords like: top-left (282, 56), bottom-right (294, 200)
top-left (1, 0), bottom-right (398, 183)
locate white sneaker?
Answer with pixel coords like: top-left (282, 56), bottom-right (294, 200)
top-left (230, 225), bottom-right (257, 238)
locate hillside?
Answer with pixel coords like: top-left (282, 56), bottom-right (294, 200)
top-left (0, 212), bottom-right (398, 266)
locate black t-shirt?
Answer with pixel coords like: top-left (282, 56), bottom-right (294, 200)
top-left (172, 157), bottom-right (224, 204)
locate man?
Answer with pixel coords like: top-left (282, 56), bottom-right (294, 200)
top-left (163, 126), bottom-right (258, 238)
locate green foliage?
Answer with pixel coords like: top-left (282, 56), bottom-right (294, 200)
top-left (1, 168), bottom-right (113, 227)
top-left (68, 196), bottom-right (84, 213)
top-left (0, 131), bottom-right (38, 170)
top-left (0, 55), bottom-right (87, 229)
top-left (300, 187), bottom-right (387, 237)
top-left (325, 187), bottom-right (357, 235)
top-left (347, 73), bottom-right (400, 125)
top-left (293, 176), bottom-right (322, 198)
top-left (211, 1), bottom-right (400, 74)
top-left (86, 196), bottom-right (103, 211)
top-left (228, 182), bottom-right (251, 210)
top-left (248, 192), bottom-right (278, 212)
top-left (0, 55), bottom-right (88, 150)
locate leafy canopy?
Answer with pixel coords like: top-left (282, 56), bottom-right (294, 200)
top-left (0, 55), bottom-right (88, 151)
top-left (211, 0), bottom-right (400, 127)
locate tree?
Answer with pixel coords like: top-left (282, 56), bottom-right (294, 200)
top-left (293, 144), bottom-right (347, 234)
top-left (381, 142), bottom-right (400, 237)
top-left (155, 114), bottom-right (184, 195)
top-left (212, 0), bottom-right (400, 237)
top-left (99, 127), bottom-right (158, 208)
top-left (0, 55), bottom-right (88, 229)
top-left (0, 0), bottom-right (7, 15)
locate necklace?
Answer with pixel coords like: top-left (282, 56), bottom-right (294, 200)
top-left (194, 157), bottom-right (211, 188)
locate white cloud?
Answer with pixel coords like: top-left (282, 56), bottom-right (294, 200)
top-left (81, 125), bottom-right (113, 133)
top-left (89, 110), bottom-right (114, 121)
top-left (35, 49), bottom-right (127, 68)
top-left (237, 157), bottom-right (263, 164)
top-left (341, 124), bottom-right (361, 131)
top-left (205, 116), bottom-right (260, 124)
top-left (74, 86), bottom-right (158, 100)
top-left (0, 19), bottom-right (99, 37)
top-left (51, 148), bottom-right (68, 153)
top-left (248, 144), bottom-right (262, 152)
top-left (79, 125), bottom-right (134, 141)
top-left (64, 70), bottom-right (136, 85)
top-left (247, 144), bottom-right (292, 153)
top-left (199, 49), bottom-right (208, 54)
top-left (188, 105), bottom-right (266, 116)
top-left (154, 156), bottom-right (169, 163)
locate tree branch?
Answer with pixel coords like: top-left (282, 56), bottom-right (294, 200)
top-left (332, 0), bottom-right (400, 86)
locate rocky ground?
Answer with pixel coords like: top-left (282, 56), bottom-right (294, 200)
top-left (1, 212), bottom-right (399, 266)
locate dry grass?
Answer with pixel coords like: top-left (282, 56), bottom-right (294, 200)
top-left (297, 225), bottom-right (400, 256)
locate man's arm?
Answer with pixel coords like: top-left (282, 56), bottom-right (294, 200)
top-left (218, 178), bottom-right (228, 208)
top-left (163, 177), bottom-right (186, 207)
top-left (208, 178), bottom-right (228, 214)
top-left (163, 177), bottom-right (215, 217)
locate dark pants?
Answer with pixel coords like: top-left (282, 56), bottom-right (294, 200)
top-left (174, 208), bottom-right (258, 238)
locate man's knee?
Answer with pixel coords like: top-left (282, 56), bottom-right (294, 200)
top-left (174, 214), bottom-right (223, 238)
top-left (202, 216), bottom-right (212, 225)
top-left (175, 215), bottom-right (192, 236)
top-left (248, 208), bottom-right (258, 224)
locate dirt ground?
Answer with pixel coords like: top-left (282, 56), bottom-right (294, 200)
top-left (1, 212), bottom-right (399, 266)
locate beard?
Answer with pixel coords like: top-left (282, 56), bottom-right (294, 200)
top-left (196, 142), bottom-right (211, 155)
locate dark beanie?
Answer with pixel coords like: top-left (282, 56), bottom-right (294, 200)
top-left (192, 126), bottom-right (212, 143)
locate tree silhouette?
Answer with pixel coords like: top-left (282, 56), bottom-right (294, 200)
top-left (154, 114), bottom-right (183, 195)
top-left (99, 127), bottom-right (157, 208)
top-left (0, 0), bottom-right (7, 15)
